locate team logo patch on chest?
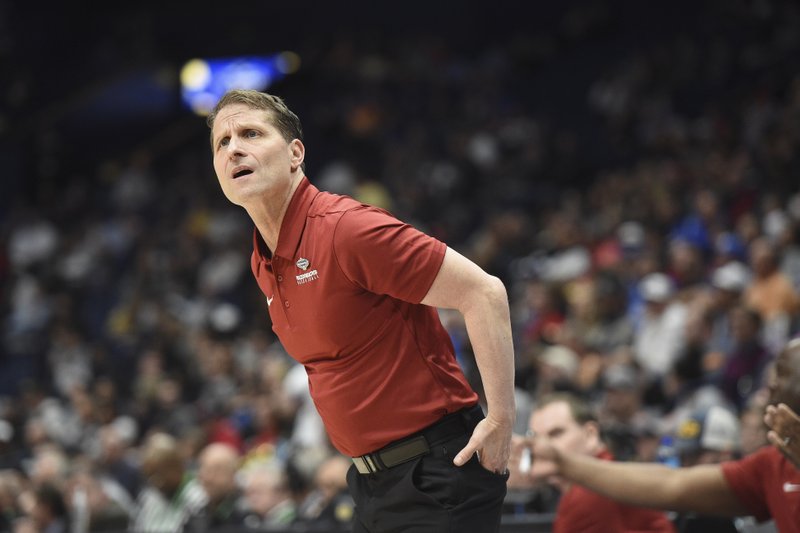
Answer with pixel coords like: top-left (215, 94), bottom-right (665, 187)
top-left (294, 258), bottom-right (318, 284)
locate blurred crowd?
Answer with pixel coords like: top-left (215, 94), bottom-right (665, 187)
top-left (2, 0), bottom-right (800, 531)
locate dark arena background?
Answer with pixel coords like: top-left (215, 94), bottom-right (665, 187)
top-left (1, 0), bottom-right (798, 531)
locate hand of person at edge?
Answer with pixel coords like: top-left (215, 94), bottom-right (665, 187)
top-left (527, 433), bottom-right (565, 482)
top-left (765, 403), bottom-right (800, 469)
top-left (453, 415), bottom-right (512, 475)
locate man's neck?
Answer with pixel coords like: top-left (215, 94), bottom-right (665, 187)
top-left (247, 173), bottom-right (304, 253)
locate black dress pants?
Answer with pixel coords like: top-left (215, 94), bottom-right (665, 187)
top-left (346, 409), bottom-right (509, 533)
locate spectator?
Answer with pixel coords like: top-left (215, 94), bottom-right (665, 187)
top-left (584, 271), bottom-right (635, 356)
top-left (28, 484), bottom-right (69, 533)
top-left (718, 307), bottom-right (771, 411)
top-left (130, 432), bottom-right (206, 532)
top-left (705, 261), bottom-right (751, 363)
top-left (240, 461), bottom-right (297, 529)
top-left (189, 442), bottom-right (247, 530)
top-left (672, 405), bottom-right (741, 533)
top-left (533, 344), bottom-right (580, 398)
top-left (96, 423), bottom-right (141, 500)
top-left (27, 445), bottom-right (68, 490)
top-left (0, 470), bottom-right (23, 531)
top-left (296, 454), bottom-right (354, 528)
top-left (598, 363), bottom-right (649, 461)
top-left (634, 273), bottom-right (689, 382)
top-left (745, 237), bottom-right (799, 354)
top-left (523, 393), bottom-right (676, 532)
top-left (65, 461), bottom-right (133, 532)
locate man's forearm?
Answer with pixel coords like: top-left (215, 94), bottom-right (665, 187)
top-left (557, 452), bottom-right (741, 516)
top-left (461, 275), bottom-right (515, 421)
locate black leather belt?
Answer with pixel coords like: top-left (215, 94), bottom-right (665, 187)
top-left (352, 405), bottom-right (483, 474)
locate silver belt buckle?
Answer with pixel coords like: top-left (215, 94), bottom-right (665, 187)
top-left (352, 454), bottom-right (379, 474)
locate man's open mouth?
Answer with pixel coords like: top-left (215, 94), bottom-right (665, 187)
top-left (233, 168), bottom-right (253, 179)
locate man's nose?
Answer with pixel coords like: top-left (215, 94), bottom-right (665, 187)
top-left (226, 137), bottom-right (245, 158)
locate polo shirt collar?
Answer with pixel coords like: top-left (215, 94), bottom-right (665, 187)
top-left (253, 177), bottom-right (320, 262)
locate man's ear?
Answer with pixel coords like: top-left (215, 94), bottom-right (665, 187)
top-left (289, 139), bottom-right (305, 171)
top-left (583, 421), bottom-right (602, 447)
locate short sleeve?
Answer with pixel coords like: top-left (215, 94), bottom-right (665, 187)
top-left (332, 206), bottom-right (446, 303)
top-left (721, 447), bottom-right (772, 522)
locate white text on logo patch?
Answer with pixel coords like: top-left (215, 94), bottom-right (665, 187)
top-left (296, 269), bottom-right (319, 284)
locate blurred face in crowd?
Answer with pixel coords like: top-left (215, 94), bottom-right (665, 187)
top-left (768, 340), bottom-right (800, 413)
top-left (211, 104), bottom-right (304, 208)
top-left (711, 287), bottom-right (741, 312)
top-left (749, 238), bottom-right (777, 278)
top-left (314, 455), bottom-right (350, 503)
top-left (603, 386), bottom-right (639, 423)
top-left (142, 459), bottom-right (184, 496)
top-left (141, 438), bottom-right (185, 497)
top-left (730, 306), bottom-right (760, 344)
top-left (198, 444), bottom-right (239, 504)
top-left (529, 400), bottom-right (601, 489)
top-left (243, 467), bottom-right (288, 517)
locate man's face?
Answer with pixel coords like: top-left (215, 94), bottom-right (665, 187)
top-left (529, 401), bottom-right (598, 487)
top-left (243, 474), bottom-right (283, 516)
top-left (198, 456), bottom-right (236, 504)
top-left (211, 104), bottom-right (300, 207)
top-left (530, 402), bottom-right (593, 456)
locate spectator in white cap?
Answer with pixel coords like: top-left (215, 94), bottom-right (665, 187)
top-left (705, 261), bottom-right (751, 364)
top-left (674, 405), bottom-right (740, 467)
top-left (633, 273), bottom-right (689, 381)
top-left (536, 345), bottom-right (580, 396)
top-left (671, 405), bottom-right (742, 533)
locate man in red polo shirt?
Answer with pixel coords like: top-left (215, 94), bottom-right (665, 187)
top-left (207, 89), bottom-right (515, 532)
top-left (529, 339), bottom-right (800, 533)
top-left (524, 393), bottom-right (676, 533)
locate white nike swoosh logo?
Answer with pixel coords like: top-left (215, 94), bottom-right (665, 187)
top-left (783, 482), bottom-right (800, 492)
top-left (267, 296), bottom-right (274, 307)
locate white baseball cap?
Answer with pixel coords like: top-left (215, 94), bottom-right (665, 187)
top-left (675, 405), bottom-right (740, 453)
top-left (639, 272), bottom-right (674, 303)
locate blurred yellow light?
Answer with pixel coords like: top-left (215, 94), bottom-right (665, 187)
top-left (181, 59), bottom-right (211, 90)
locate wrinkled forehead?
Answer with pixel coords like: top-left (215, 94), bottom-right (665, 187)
top-left (213, 104), bottom-right (271, 134)
top-left (530, 401), bottom-right (573, 430)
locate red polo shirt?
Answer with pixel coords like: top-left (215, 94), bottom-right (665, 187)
top-left (554, 451), bottom-right (676, 533)
top-left (721, 445), bottom-right (800, 532)
top-left (251, 178), bottom-right (478, 456)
